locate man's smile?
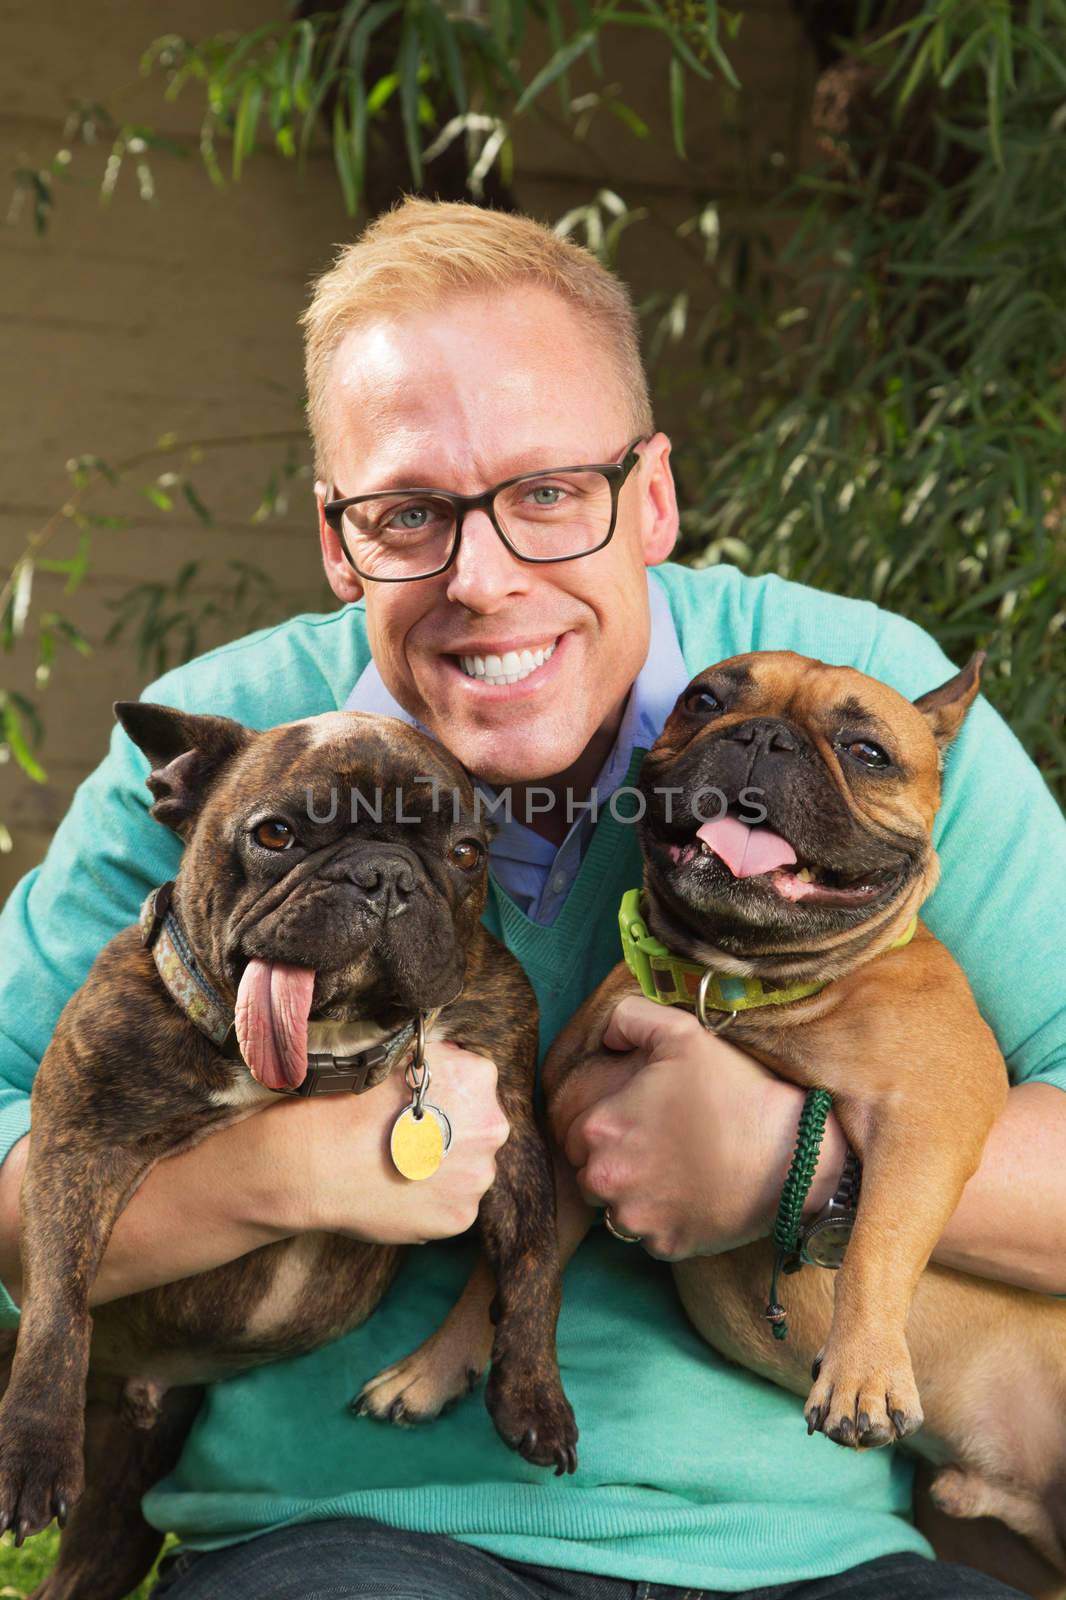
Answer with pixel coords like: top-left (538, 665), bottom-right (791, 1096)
top-left (439, 632), bottom-right (569, 698)
top-left (456, 637), bottom-right (559, 686)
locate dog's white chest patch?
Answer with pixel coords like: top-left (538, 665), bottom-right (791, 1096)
top-left (208, 1071), bottom-right (277, 1110)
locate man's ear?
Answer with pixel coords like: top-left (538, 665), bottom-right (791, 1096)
top-left (317, 480), bottom-right (365, 604)
top-left (913, 652), bottom-right (985, 751)
top-left (637, 433), bottom-right (679, 567)
top-left (113, 702), bottom-right (252, 836)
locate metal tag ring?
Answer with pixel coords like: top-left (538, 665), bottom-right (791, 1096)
top-left (695, 970), bottom-right (738, 1034)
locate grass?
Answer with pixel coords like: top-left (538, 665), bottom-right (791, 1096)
top-left (0, 1527), bottom-right (172, 1597)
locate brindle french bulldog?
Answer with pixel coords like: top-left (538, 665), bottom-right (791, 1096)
top-left (0, 704), bottom-right (577, 1600)
top-left (545, 651), bottom-right (1066, 1594)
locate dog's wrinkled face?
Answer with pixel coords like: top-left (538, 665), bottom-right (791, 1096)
top-left (116, 704), bottom-right (488, 1085)
top-left (638, 650), bottom-right (982, 967)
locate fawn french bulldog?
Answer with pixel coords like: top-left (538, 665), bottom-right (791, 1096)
top-left (545, 651), bottom-right (1066, 1590)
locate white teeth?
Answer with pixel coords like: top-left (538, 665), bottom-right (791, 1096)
top-left (458, 639), bottom-right (557, 686)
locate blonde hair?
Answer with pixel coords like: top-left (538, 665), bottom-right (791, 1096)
top-left (301, 198), bottom-right (653, 477)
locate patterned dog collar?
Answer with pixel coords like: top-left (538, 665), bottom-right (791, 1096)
top-left (618, 888), bottom-right (917, 1019)
top-left (139, 882), bottom-right (424, 1095)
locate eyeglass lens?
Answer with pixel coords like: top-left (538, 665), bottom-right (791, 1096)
top-left (340, 468), bottom-right (614, 579)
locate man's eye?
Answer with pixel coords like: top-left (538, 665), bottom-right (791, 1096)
top-left (385, 503), bottom-right (434, 532)
top-left (684, 688), bottom-right (722, 715)
top-left (254, 819), bottom-right (297, 850)
top-left (526, 484), bottom-right (566, 509)
top-left (448, 838), bottom-right (485, 871)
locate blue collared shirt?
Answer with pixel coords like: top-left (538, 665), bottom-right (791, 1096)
top-left (342, 570), bottom-right (689, 924)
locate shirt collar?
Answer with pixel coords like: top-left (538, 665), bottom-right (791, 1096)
top-left (595, 569), bottom-right (688, 793)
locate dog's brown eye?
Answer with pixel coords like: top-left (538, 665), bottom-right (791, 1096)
top-left (254, 819), bottom-right (296, 851)
top-left (845, 740), bottom-right (889, 769)
top-left (684, 688), bottom-right (722, 715)
top-left (448, 839), bottom-right (484, 871)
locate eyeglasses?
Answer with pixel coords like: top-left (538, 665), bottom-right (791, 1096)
top-left (323, 438), bottom-right (647, 583)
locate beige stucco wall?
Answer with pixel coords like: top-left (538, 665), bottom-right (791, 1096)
top-left (1, 0), bottom-right (814, 901)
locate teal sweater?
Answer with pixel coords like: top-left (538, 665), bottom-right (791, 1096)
top-left (1, 563), bottom-right (1064, 1590)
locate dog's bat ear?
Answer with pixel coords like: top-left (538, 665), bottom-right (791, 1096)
top-left (113, 702), bottom-right (251, 836)
top-left (912, 652), bottom-right (985, 751)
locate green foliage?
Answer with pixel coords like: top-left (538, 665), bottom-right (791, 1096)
top-left (139, 0), bottom-right (740, 212)
top-left (0, 436), bottom-right (304, 804)
top-left (3, 0), bottom-right (1064, 845)
top-left (0, 1525), bottom-right (170, 1596)
top-left (662, 0), bottom-right (1066, 791)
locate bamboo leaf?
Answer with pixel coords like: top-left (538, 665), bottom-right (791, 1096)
top-left (398, 18), bottom-right (423, 184)
top-left (986, 46), bottom-right (1004, 167)
top-left (2, 702), bottom-right (46, 783)
top-left (233, 80), bottom-right (263, 178)
top-left (669, 54), bottom-right (686, 159)
top-left (425, 2), bottom-right (467, 112)
top-left (514, 31), bottom-right (596, 115)
top-left (11, 561), bottom-right (34, 638)
top-left (332, 99), bottom-right (357, 213)
top-left (702, 0), bottom-right (740, 88)
top-left (366, 71), bottom-right (399, 115)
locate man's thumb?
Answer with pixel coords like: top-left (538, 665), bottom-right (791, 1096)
top-left (601, 995), bottom-right (677, 1056)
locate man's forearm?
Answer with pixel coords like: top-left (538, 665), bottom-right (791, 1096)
top-left (0, 1044), bottom-right (507, 1309)
top-left (0, 1111), bottom-right (299, 1308)
top-left (929, 1079), bottom-right (1066, 1294)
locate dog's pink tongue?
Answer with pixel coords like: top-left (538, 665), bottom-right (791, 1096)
top-left (696, 817), bottom-right (797, 879)
top-left (234, 961), bottom-right (316, 1091)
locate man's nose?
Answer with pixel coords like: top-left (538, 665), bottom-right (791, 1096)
top-left (444, 508), bottom-right (531, 611)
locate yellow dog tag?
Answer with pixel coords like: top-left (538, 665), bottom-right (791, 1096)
top-left (390, 1105), bottom-right (451, 1181)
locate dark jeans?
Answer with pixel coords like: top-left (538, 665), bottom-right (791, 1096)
top-left (151, 1517), bottom-right (1027, 1600)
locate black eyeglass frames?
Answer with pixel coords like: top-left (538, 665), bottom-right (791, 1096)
top-left (322, 437), bottom-right (648, 583)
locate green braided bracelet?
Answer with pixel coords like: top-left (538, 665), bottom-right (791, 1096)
top-left (764, 1087), bottom-right (833, 1342)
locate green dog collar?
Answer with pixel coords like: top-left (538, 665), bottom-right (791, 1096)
top-left (618, 888), bottom-right (917, 1018)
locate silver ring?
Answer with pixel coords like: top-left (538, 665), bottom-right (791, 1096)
top-left (603, 1207), bottom-right (644, 1245)
top-left (695, 970), bottom-right (738, 1034)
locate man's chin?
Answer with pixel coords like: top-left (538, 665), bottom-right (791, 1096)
top-left (433, 719), bottom-right (592, 790)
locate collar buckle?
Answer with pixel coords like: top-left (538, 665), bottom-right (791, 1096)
top-left (273, 1042), bottom-right (391, 1098)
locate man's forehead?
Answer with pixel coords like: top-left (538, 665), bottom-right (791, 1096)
top-left (322, 292), bottom-right (630, 489)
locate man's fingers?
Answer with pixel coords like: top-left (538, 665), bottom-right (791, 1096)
top-left (554, 1059), bottom-right (640, 1167)
top-left (600, 994), bottom-right (694, 1056)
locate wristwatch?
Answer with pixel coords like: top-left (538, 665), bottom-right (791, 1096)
top-left (797, 1147), bottom-right (862, 1269)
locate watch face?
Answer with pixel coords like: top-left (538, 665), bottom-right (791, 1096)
top-left (800, 1213), bottom-right (855, 1270)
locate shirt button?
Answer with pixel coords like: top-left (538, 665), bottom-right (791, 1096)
top-left (551, 871), bottom-right (569, 893)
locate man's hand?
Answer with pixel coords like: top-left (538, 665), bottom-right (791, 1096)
top-left (0, 1043), bottom-right (508, 1308)
top-left (554, 996), bottom-right (846, 1261)
top-left (287, 1041), bottom-right (510, 1244)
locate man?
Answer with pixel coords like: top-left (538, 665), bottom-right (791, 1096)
top-left (0, 200), bottom-right (1063, 1600)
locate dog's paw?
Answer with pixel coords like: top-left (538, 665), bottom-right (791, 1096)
top-left (803, 1337), bottom-right (922, 1449)
top-left (0, 1417), bottom-right (83, 1545)
top-left (485, 1360), bottom-right (578, 1476)
top-left (352, 1345), bottom-right (486, 1428)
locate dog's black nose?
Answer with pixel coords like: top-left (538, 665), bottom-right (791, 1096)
top-left (725, 718), bottom-right (798, 754)
top-left (348, 854), bottom-right (416, 918)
